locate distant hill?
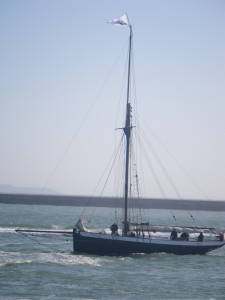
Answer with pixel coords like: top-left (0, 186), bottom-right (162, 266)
top-left (0, 184), bottom-right (60, 195)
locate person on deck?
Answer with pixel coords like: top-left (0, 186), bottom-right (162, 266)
top-left (180, 231), bottom-right (189, 241)
top-left (170, 228), bottom-right (177, 240)
top-left (110, 223), bottom-right (118, 236)
top-left (216, 232), bottom-right (224, 241)
top-left (197, 232), bottom-right (204, 242)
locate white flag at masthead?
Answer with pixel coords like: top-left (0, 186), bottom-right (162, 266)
top-left (108, 14), bottom-right (130, 26)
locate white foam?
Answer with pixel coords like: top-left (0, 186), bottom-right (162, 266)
top-left (0, 227), bottom-right (16, 234)
top-left (37, 252), bottom-right (102, 267)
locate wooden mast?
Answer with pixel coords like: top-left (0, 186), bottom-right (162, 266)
top-left (123, 24), bottom-right (133, 236)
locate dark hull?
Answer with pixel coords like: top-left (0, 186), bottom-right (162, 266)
top-left (73, 230), bottom-right (225, 255)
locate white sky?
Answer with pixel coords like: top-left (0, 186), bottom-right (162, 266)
top-left (0, 0), bottom-right (225, 200)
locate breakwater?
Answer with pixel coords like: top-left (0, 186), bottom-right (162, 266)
top-left (0, 193), bottom-right (225, 211)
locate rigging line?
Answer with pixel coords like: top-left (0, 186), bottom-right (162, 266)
top-left (129, 42), bottom-right (139, 129)
top-left (132, 164), bottom-right (143, 222)
top-left (134, 130), bottom-right (178, 225)
top-left (81, 136), bottom-right (124, 219)
top-left (129, 140), bottom-right (144, 222)
top-left (16, 231), bottom-right (72, 253)
top-left (115, 41), bottom-right (130, 130)
top-left (133, 122), bottom-right (147, 205)
top-left (138, 115), bottom-right (210, 201)
top-left (113, 44), bottom-right (129, 210)
top-left (113, 136), bottom-right (126, 223)
top-left (137, 121), bottom-right (192, 223)
top-left (113, 138), bottom-right (125, 221)
top-left (128, 139), bottom-right (138, 223)
top-left (129, 59), bottom-right (181, 224)
top-left (136, 120), bottom-right (198, 227)
top-left (40, 40), bottom-right (129, 195)
top-left (134, 130), bottom-right (167, 200)
top-left (88, 134), bottom-right (126, 222)
top-left (131, 74), bottom-right (147, 219)
top-left (78, 135), bottom-right (124, 220)
top-left (137, 121), bottom-right (183, 200)
top-left (129, 161), bottom-right (134, 221)
top-left (131, 133), bottom-right (146, 208)
top-left (128, 46), bottom-right (146, 219)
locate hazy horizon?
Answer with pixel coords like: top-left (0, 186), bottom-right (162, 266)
top-left (1, 184), bottom-right (225, 202)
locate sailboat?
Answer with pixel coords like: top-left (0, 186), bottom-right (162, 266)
top-left (73, 15), bottom-right (225, 255)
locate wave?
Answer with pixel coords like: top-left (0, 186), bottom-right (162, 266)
top-left (0, 251), bottom-right (102, 267)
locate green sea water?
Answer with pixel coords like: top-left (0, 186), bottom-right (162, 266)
top-left (0, 203), bottom-right (225, 299)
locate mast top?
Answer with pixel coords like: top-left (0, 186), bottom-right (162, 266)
top-left (108, 14), bottom-right (132, 30)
